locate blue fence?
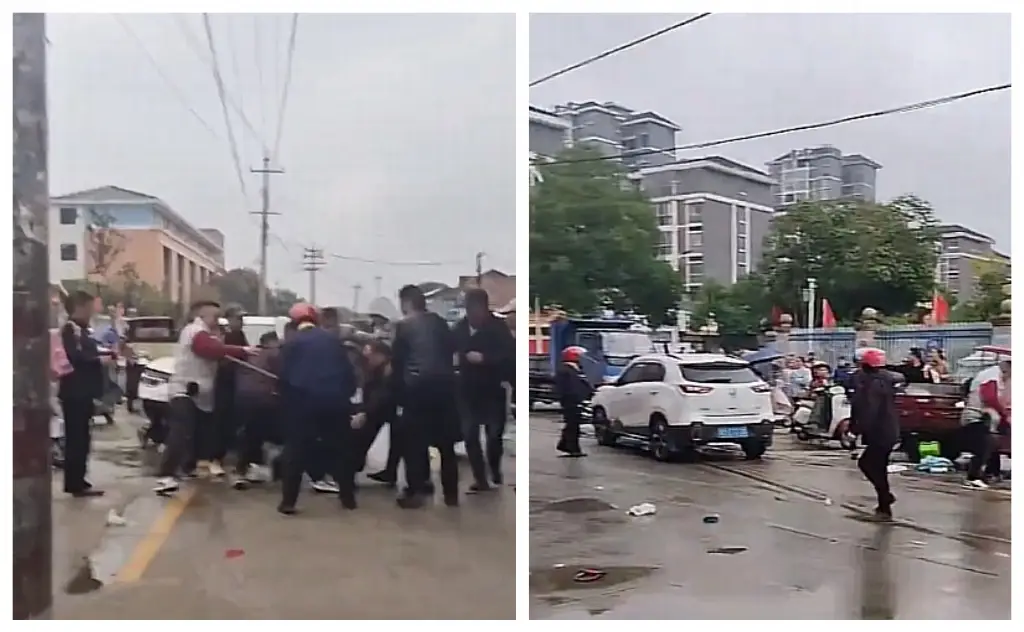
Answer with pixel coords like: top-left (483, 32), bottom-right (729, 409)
top-left (780, 322), bottom-right (996, 367)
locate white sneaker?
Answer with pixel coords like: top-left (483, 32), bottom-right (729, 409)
top-left (208, 461), bottom-right (226, 477)
top-left (311, 478), bottom-right (340, 493)
top-left (245, 465), bottom-right (268, 483)
top-left (154, 477), bottom-right (180, 495)
top-left (963, 479), bottom-right (989, 490)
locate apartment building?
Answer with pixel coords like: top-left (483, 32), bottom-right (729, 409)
top-left (50, 185), bottom-right (226, 306)
top-left (937, 224), bottom-right (1010, 303)
top-left (635, 156), bottom-right (776, 291)
top-left (529, 105), bottom-right (573, 159)
top-left (552, 100), bottom-right (680, 169)
top-left (766, 145), bottom-right (882, 208)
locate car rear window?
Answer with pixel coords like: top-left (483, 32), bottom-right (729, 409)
top-left (679, 362), bottom-right (761, 384)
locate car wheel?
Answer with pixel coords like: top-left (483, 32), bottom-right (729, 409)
top-left (742, 441), bottom-right (767, 460)
top-left (901, 435), bottom-right (921, 464)
top-left (592, 408), bottom-right (617, 447)
top-left (649, 416), bottom-right (673, 462)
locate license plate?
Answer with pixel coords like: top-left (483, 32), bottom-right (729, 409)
top-left (716, 426), bottom-right (749, 439)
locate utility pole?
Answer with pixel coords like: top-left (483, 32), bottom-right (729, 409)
top-left (251, 155), bottom-right (284, 315)
top-left (373, 275), bottom-right (382, 298)
top-left (13, 13), bottom-right (53, 620)
top-left (352, 284), bottom-right (362, 312)
top-left (475, 251), bottom-right (485, 286)
top-left (302, 246), bottom-right (325, 305)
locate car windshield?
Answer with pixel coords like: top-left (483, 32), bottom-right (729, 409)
top-left (680, 362), bottom-right (760, 384)
top-left (601, 331), bottom-right (655, 357)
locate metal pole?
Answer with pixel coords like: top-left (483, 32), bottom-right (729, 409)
top-left (475, 251), bottom-right (484, 285)
top-left (251, 156), bottom-right (283, 315)
top-left (806, 277), bottom-right (817, 356)
top-left (13, 12), bottom-right (53, 620)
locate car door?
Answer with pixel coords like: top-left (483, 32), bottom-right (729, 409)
top-left (605, 363), bottom-right (645, 430)
top-left (634, 361), bottom-right (673, 429)
top-left (620, 362), bottom-right (658, 434)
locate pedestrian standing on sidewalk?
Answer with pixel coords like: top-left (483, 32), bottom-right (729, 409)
top-left (154, 301), bottom-right (253, 495)
top-left (210, 305), bottom-right (249, 478)
top-left (555, 345), bottom-right (594, 457)
top-left (391, 284), bottom-right (460, 508)
top-left (454, 288), bottom-right (515, 491)
top-left (848, 348), bottom-right (900, 520)
top-left (960, 354), bottom-right (1010, 489)
top-left (276, 303), bottom-right (358, 515)
top-left (58, 290), bottom-right (107, 497)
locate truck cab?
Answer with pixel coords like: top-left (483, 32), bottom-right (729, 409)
top-left (550, 318), bottom-right (656, 386)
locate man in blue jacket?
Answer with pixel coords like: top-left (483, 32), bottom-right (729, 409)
top-left (277, 303), bottom-right (358, 515)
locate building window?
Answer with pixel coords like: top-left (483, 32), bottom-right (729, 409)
top-left (656, 231), bottom-right (672, 258)
top-left (59, 207), bottom-right (77, 225)
top-left (737, 234), bottom-right (747, 251)
top-left (737, 216), bottom-right (748, 236)
top-left (688, 202), bottom-right (703, 223)
top-left (738, 260), bottom-right (749, 276)
top-left (656, 202), bottom-right (674, 226)
top-left (687, 257), bottom-right (704, 283)
top-left (689, 229), bottom-right (703, 248)
top-left (60, 243), bottom-right (78, 261)
top-left (639, 133), bottom-right (649, 147)
top-left (944, 239), bottom-right (959, 252)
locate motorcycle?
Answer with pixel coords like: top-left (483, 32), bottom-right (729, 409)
top-left (792, 384), bottom-right (857, 449)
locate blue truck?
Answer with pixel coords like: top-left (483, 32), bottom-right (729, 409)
top-left (528, 317), bottom-right (656, 409)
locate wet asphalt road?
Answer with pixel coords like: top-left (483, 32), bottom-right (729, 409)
top-left (529, 414), bottom-right (1011, 620)
top-left (53, 410), bottom-right (516, 619)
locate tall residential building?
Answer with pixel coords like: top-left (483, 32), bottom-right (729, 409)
top-left (937, 224), bottom-right (1010, 303)
top-left (529, 105), bottom-right (573, 159)
top-left (635, 156), bottom-right (776, 291)
top-left (552, 100), bottom-right (680, 169)
top-left (765, 145), bottom-right (881, 207)
top-left (50, 185), bottom-right (226, 306)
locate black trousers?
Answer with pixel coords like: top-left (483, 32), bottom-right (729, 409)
top-left (558, 405), bottom-right (583, 453)
top-left (61, 397), bottom-right (95, 493)
top-left (460, 389), bottom-right (506, 485)
top-left (280, 403), bottom-right (355, 507)
top-left (235, 400), bottom-right (278, 474)
top-left (963, 422), bottom-right (1000, 481)
top-left (211, 385), bottom-right (237, 462)
top-left (356, 415), bottom-right (400, 475)
top-left (857, 442), bottom-right (895, 510)
top-left (158, 397), bottom-right (214, 477)
top-left (400, 380), bottom-right (459, 498)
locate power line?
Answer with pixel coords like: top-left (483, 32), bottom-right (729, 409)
top-left (272, 14), bottom-right (300, 162)
top-left (112, 15), bottom-right (222, 139)
top-left (542, 83), bottom-right (1012, 166)
top-left (529, 13), bottom-right (712, 88)
top-left (253, 15), bottom-right (268, 139)
top-left (328, 252), bottom-right (457, 266)
top-left (302, 246), bottom-right (326, 304)
top-left (202, 13), bottom-right (249, 199)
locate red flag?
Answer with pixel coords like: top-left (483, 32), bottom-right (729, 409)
top-left (821, 298), bottom-right (837, 328)
top-left (770, 305), bottom-right (782, 326)
top-left (932, 292), bottom-right (950, 325)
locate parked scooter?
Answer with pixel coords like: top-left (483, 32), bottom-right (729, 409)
top-left (792, 383), bottom-right (857, 449)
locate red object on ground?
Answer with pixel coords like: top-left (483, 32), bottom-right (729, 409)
top-left (821, 299), bottom-right (837, 328)
top-left (932, 292), bottom-right (950, 325)
top-left (224, 548), bottom-right (245, 560)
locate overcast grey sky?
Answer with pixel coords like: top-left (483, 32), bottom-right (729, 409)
top-left (49, 13), bottom-right (515, 305)
top-left (531, 13), bottom-right (1011, 249)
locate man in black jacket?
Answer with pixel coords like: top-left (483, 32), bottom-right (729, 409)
top-left (849, 348), bottom-right (900, 520)
top-left (355, 340), bottom-right (401, 480)
top-left (454, 289), bottom-right (514, 491)
top-left (391, 284), bottom-right (459, 508)
top-left (58, 290), bottom-right (106, 497)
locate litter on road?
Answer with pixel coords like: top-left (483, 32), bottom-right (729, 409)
top-left (626, 502), bottom-right (657, 517)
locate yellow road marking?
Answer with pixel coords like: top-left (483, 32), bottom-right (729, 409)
top-left (114, 486), bottom-right (196, 583)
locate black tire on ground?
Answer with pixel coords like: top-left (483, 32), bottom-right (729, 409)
top-left (649, 416), bottom-right (674, 462)
top-left (742, 441), bottom-right (767, 460)
top-left (901, 435), bottom-right (921, 463)
top-left (939, 437), bottom-right (962, 461)
top-left (592, 408), bottom-right (617, 447)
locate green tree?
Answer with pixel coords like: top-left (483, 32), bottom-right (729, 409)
top-left (530, 147), bottom-right (682, 326)
top-left (761, 195), bottom-right (939, 322)
top-left (691, 274), bottom-right (771, 334)
top-left (952, 260), bottom-right (1008, 322)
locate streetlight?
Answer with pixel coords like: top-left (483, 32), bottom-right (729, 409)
top-left (801, 278), bottom-right (818, 355)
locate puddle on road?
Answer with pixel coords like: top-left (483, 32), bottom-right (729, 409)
top-left (540, 497), bottom-right (617, 514)
top-left (530, 565), bottom-right (656, 593)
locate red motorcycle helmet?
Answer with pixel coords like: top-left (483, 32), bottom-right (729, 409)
top-left (562, 345), bottom-right (587, 364)
top-left (859, 347), bottom-right (886, 368)
top-left (288, 302), bottom-right (318, 324)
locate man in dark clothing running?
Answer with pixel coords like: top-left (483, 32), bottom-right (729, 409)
top-left (277, 303), bottom-right (358, 515)
top-left (58, 290), bottom-right (107, 497)
top-left (453, 289), bottom-right (514, 491)
top-left (555, 345), bottom-right (594, 457)
top-left (848, 348), bottom-right (901, 520)
top-left (391, 284), bottom-right (459, 508)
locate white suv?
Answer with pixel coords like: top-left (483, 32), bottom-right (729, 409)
top-left (590, 353), bottom-right (775, 461)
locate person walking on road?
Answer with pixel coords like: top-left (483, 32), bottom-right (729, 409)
top-left (211, 305), bottom-right (250, 477)
top-left (555, 345), bottom-right (594, 457)
top-left (391, 284), bottom-right (459, 508)
top-left (848, 348), bottom-right (900, 520)
top-left (454, 288), bottom-right (514, 491)
top-left (276, 303), bottom-right (359, 515)
top-left (960, 353), bottom-right (1010, 489)
top-left (154, 301), bottom-right (253, 495)
top-left (58, 290), bottom-right (107, 497)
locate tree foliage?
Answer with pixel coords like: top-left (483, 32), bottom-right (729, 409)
top-left (86, 209), bottom-right (125, 282)
top-left (951, 260), bottom-right (1009, 322)
top-left (691, 274), bottom-right (773, 334)
top-left (759, 195), bottom-right (939, 322)
top-left (530, 147), bottom-right (682, 326)
top-left (203, 267), bottom-right (305, 316)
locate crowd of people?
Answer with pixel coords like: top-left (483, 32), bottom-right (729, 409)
top-left (54, 284), bottom-right (515, 515)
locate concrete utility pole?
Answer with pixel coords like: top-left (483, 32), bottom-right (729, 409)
top-left (302, 246), bottom-right (325, 304)
top-left (13, 12), bottom-right (53, 620)
top-left (475, 251), bottom-right (485, 286)
top-left (251, 155), bottom-right (284, 314)
top-left (373, 275), bottom-right (382, 298)
top-left (352, 284), bottom-right (362, 312)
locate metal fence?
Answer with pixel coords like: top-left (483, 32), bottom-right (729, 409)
top-left (779, 322), bottom-right (996, 367)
